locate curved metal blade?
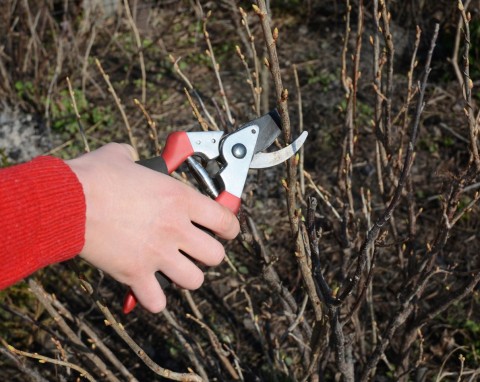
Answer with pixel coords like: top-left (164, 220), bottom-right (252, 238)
top-left (239, 110), bottom-right (282, 154)
top-left (249, 131), bottom-right (308, 169)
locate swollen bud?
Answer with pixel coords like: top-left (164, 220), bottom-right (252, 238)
top-left (273, 27), bottom-right (279, 42)
top-left (264, 57), bottom-right (270, 69)
top-left (252, 4), bottom-right (262, 15)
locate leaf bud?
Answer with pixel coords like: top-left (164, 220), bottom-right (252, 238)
top-left (252, 4), bottom-right (262, 15)
top-left (264, 57), bottom-right (270, 68)
top-left (273, 27), bottom-right (279, 42)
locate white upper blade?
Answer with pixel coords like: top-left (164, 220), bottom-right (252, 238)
top-left (249, 131), bottom-right (308, 169)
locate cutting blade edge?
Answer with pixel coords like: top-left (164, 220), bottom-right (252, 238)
top-left (249, 131), bottom-right (308, 169)
top-left (239, 110), bottom-right (282, 154)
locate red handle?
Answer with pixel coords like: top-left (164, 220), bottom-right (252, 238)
top-left (123, 292), bottom-right (138, 314)
top-left (216, 191), bottom-right (241, 215)
top-left (162, 132), bottom-right (194, 173)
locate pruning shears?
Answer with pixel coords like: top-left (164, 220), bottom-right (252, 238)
top-left (123, 110), bottom-right (308, 313)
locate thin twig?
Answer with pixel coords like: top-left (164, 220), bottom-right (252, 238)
top-left (49, 298), bottom-right (138, 382)
top-left (450, 0), bottom-right (472, 97)
top-left (66, 77), bottom-right (90, 152)
top-left (123, 0), bottom-right (146, 104)
top-left (134, 98), bottom-right (161, 155)
top-left (95, 295), bottom-right (203, 381)
top-left (81, 22), bottom-right (97, 95)
top-left (44, 33), bottom-right (65, 147)
top-left (162, 309), bottom-right (209, 381)
top-left (1, 340), bottom-right (96, 382)
top-left (0, 345), bottom-right (49, 382)
top-left (293, 64), bottom-right (305, 195)
top-left (235, 44), bottom-right (260, 116)
top-left (457, 0), bottom-right (480, 167)
top-left (304, 171), bottom-right (342, 221)
top-left (169, 54), bottom-right (220, 131)
top-left (184, 88), bottom-right (211, 131)
top-left (299, 223), bottom-right (323, 320)
top-left (186, 313), bottom-right (239, 380)
top-left (95, 58), bottom-right (137, 152)
top-left (379, 0), bottom-right (395, 150)
top-left (202, 9), bottom-right (234, 127)
top-left (28, 280), bottom-right (121, 382)
top-left (239, 6), bottom-right (261, 114)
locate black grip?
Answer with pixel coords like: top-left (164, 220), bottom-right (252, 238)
top-left (155, 271), bottom-right (171, 289)
top-left (136, 156), bottom-right (169, 174)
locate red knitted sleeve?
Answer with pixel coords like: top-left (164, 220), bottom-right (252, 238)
top-left (0, 156), bottom-right (86, 289)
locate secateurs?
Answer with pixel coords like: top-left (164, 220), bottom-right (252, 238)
top-left (123, 110), bottom-right (308, 313)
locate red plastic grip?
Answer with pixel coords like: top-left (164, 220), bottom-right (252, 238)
top-left (123, 291), bottom-right (138, 314)
top-left (216, 191), bottom-right (241, 215)
top-left (161, 132), bottom-right (194, 173)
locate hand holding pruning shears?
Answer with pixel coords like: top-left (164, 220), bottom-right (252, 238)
top-left (69, 111), bottom-right (307, 314)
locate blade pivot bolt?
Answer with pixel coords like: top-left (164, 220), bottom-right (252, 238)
top-left (232, 143), bottom-right (247, 159)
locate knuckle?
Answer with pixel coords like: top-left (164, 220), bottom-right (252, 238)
top-left (217, 207), bottom-right (237, 238)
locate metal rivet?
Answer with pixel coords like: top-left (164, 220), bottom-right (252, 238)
top-left (232, 143), bottom-right (247, 159)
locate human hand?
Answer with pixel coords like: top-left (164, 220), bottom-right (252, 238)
top-left (66, 143), bottom-right (240, 313)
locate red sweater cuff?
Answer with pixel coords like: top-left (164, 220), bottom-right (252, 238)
top-left (0, 156), bottom-right (86, 289)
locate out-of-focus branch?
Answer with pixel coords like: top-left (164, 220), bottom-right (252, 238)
top-left (123, 0), bottom-right (146, 104)
top-left (0, 345), bottom-right (49, 382)
top-left (450, 0), bottom-right (472, 94)
top-left (379, 0), bottom-right (394, 150)
top-left (96, 58), bottom-right (137, 153)
top-left (186, 313), bottom-right (239, 380)
top-left (293, 64), bottom-right (305, 195)
top-left (67, 76), bottom-right (90, 153)
top-left (75, 278), bottom-right (204, 382)
top-left (28, 280), bottom-right (121, 382)
top-left (134, 98), bottom-right (161, 155)
top-left (336, 23), bottom-right (440, 304)
top-left (169, 54), bottom-right (220, 131)
top-left (457, 0), bottom-right (480, 167)
top-left (162, 309), bottom-right (209, 381)
top-left (338, 0), bottom-right (363, 216)
top-left (238, 6), bottom-right (261, 115)
top-left (254, 1), bottom-right (291, 143)
top-left (202, 9), bottom-right (235, 128)
top-left (1, 339), bottom-right (96, 382)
